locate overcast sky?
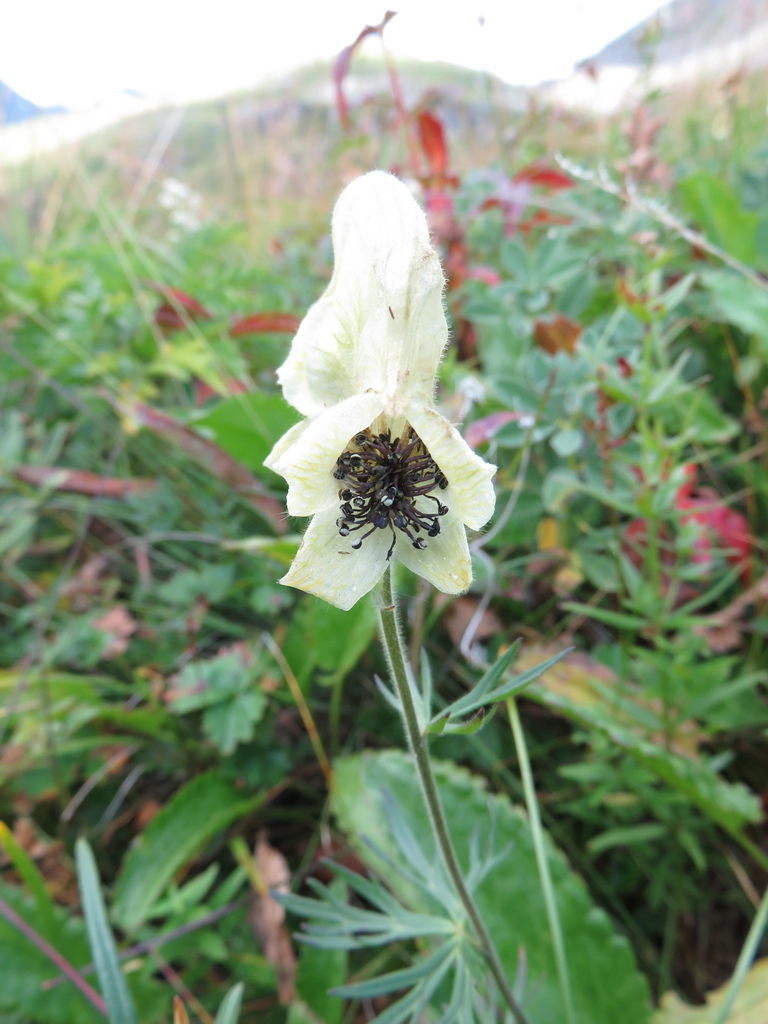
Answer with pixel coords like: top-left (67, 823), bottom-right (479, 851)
top-left (2, 0), bottom-right (669, 110)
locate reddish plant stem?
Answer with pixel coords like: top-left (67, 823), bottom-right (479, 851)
top-left (0, 897), bottom-right (107, 1015)
top-left (380, 39), bottom-right (422, 177)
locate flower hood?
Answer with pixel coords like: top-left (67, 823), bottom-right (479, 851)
top-left (265, 170), bottom-right (496, 610)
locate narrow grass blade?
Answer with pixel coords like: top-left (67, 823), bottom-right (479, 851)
top-left (330, 941), bottom-right (454, 998)
top-left (214, 982), bottom-right (244, 1024)
top-left (714, 881), bottom-right (768, 1024)
top-left (507, 698), bottom-right (575, 1024)
top-left (0, 820), bottom-right (56, 939)
top-left (455, 648), bottom-right (572, 718)
top-left (431, 641), bottom-right (521, 724)
top-left (75, 838), bottom-right (138, 1024)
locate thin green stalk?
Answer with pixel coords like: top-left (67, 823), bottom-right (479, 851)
top-left (714, 880), bottom-right (768, 1024)
top-left (507, 697), bottom-right (575, 1024)
top-left (378, 566), bottom-right (530, 1024)
top-left (731, 831), bottom-right (768, 877)
top-left (330, 677), bottom-right (344, 758)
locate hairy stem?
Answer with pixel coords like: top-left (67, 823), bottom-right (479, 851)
top-left (378, 566), bottom-right (530, 1024)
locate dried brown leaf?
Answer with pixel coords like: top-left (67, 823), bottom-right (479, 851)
top-left (693, 570), bottom-right (768, 651)
top-left (516, 645), bottom-right (704, 759)
top-left (173, 996), bottom-right (190, 1024)
top-left (443, 596), bottom-right (502, 648)
top-left (10, 817), bottom-right (79, 905)
top-left (653, 957), bottom-right (768, 1023)
top-left (135, 799), bottom-right (162, 831)
top-left (92, 606), bottom-right (137, 659)
top-left (533, 313), bottom-right (581, 355)
top-left (247, 831), bottom-right (296, 1005)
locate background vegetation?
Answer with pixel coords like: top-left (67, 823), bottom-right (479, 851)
top-left (2, 24), bottom-right (768, 1023)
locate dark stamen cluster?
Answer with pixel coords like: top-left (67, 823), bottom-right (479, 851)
top-left (333, 427), bottom-right (449, 559)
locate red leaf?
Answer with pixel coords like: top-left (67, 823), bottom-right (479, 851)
top-left (677, 484), bottom-right (752, 583)
top-left (466, 266), bottom-right (501, 286)
top-left (193, 377), bottom-right (247, 405)
top-left (109, 399), bottom-right (287, 533)
top-left (14, 466), bottom-right (156, 498)
top-left (230, 312), bottom-right (302, 337)
top-left (465, 412), bottom-right (525, 449)
top-left (513, 163), bottom-right (573, 190)
top-left (154, 304), bottom-right (185, 332)
top-left (519, 209), bottom-right (573, 233)
top-left (417, 111), bottom-right (448, 176)
top-left (145, 283), bottom-right (212, 320)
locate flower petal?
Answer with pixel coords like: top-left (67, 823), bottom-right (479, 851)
top-left (394, 506), bottom-right (472, 594)
top-left (276, 293), bottom-right (352, 417)
top-left (275, 172), bottom-right (448, 417)
top-left (405, 404), bottom-right (496, 530)
top-left (264, 417), bottom-right (313, 472)
top-left (273, 393), bottom-right (384, 516)
top-left (332, 172), bottom-right (448, 408)
top-left (280, 504), bottom-right (391, 610)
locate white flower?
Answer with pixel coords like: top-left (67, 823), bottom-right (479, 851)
top-left (265, 171), bottom-right (496, 610)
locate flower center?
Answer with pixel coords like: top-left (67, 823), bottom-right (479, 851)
top-left (333, 427), bottom-right (449, 560)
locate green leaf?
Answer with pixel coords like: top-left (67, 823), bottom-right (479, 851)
top-left (282, 595), bottom-right (377, 689)
top-left (542, 469), bottom-right (581, 513)
top-left (0, 880), bottom-right (160, 1023)
top-left (195, 393), bottom-right (300, 473)
top-left (550, 428), bottom-right (583, 457)
top-left (587, 823), bottom-right (667, 856)
top-left (0, 882), bottom-right (100, 1024)
top-left (440, 706), bottom-right (498, 735)
top-left (158, 564), bottom-right (234, 606)
top-left (169, 650), bottom-right (267, 754)
top-left (203, 691), bottom-right (266, 753)
top-left (333, 750), bottom-right (652, 1024)
top-left (75, 838), bottom-right (138, 1024)
top-left (527, 680), bottom-right (762, 834)
top-left (214, 982), bottom-right (244, 1024)
top-left (287, 1001), bottom-right (325, 1024)
top-left (0, 820), bottom-right (57, 941)
top-left (113, 770), bottom-right (263, 932)
top-left (296, 877), bottom-right (347, 1024)
top-left (678, 172), bottom-right (760, 267)
top-left (562, 602), bottom-right (647, 630)
top-left (432, 641), bottom-right (520, 723)
top-left (701, 270), bottom-right (768, 350)
top-left (331, 942), bottom-right (455, 999)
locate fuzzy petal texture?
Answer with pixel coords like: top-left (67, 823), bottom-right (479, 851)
top-left (263, 417), bottom-right (314, 472)
top-left (394, 505), bottom-right (472, 593)
top-left (276, 293), bottom-right (350, 417)
top-left (276, 172), bottom-right (448, 418)
top-left (272, 393), bottom-right (384, 516)
top-left (405, 404), bottom-right (497, 531)
top-left (280, 504), bottom-right (392, 610)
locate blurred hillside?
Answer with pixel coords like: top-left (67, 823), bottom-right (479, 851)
top-left (0, 79), bottom-right (66, 125)
top-left (3, 29), bottom-right (768, 258)
top-left (550, 0), bottom-right (768, 109)
top-left (0, 56), bottom-right (533, 253)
